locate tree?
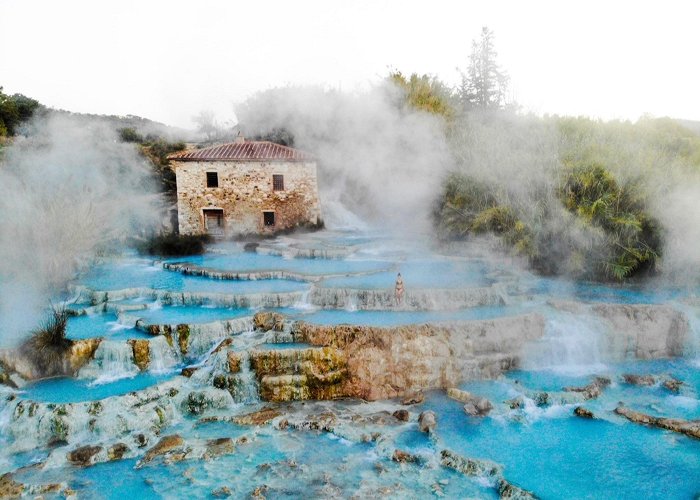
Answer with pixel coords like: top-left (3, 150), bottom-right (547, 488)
top-left (459, 27), bottom-right (509, 110)
top-left (193, 110), bottom-right (218, 141)
top-left (192, 110), bottom-right (236, 142)
top-left (388, 71), bottom-right (455, 118)
top-left (0, 87), bottom-right (40, 136)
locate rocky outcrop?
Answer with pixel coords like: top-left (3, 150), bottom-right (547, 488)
top-left (418, 411), bottom-right (437, 433)
top-left (573, 407), bottom-right (594, 419)
top-left (67, 445), bottom-right (102, 467)
top-left (253, 312), bottom-right (285, 331)
top-left (227, 351), bottom-right (241, 373)
top-left (622, 374), bottom-right (656, 386)
top-left (289, 314), bottom-right (545, 400)
top-left (250, 347), bottom-right (347, 402)
top-left (440, 449), bottom-right (501, 478)
top-left (447, 388), bottom-right (493, 416)
top-left (392, 449), bottom-right (420, 463)
top-left (108, 443), bottom-right (129, 461)
top-left (129, 339), bottom-right (150, 371)
top-left (0, 337), bottom-right (102, 381)
top-left (67, 338), bottom-right (103, 373)
top-left (662, 377), bottom-right (683, 393)
top-left (497, 479), bottom-right (539, 499)
top-left (563, 377), bottom-right (611, 400)
top-left (140, 434), bottom-right (185, 464)
top-left (392, 409), bottom-right (409, 422)
top-left (0, 473), bottom-right (24, 498)
top-left (233, 407), bottom-right (282, 426)
top-left (440, 450), bottom-right (537, 499)
top-left (591, 304), bottom-right (688, 359)
top-left (204, 437), bottom-right (235, 459)
top-left (614, 406), bottom-right (700, 440)
top-left (0, 473), bottom-right (69, 499)
top-left (402, 392), bottom-right (424, 405)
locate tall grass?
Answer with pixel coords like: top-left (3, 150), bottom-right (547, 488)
top-left (19, 308), bottom-right (72, 377)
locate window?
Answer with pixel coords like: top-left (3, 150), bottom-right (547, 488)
top-left (272, 174), bottom-right (284, 191)
top-left (263, 211), bottom-right (275, 226)
top-left (206, 171), bottom-right (218, 188)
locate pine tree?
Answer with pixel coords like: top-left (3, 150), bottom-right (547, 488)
top-left (460, 27), bottom-right (509, 110)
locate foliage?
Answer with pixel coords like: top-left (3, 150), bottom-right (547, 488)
top-left (434, 173), bottom-right (534, 259)
top-left (115, 130), bottom-right (185, 200)
top-left (145, 138), bottom-right (186, 166)
top-left (19, 308), bottom-right (72, 377)
top-left (560, 164), bottom-right (661, 280)
top-left (458, 27), bottom-right (509, 111)
top-left (252, 127), bottom-right (295, 147)
top-left (118, 127), bottom-right (143, 143)
top-left (389, 71), bottom-right (455, 118)
top-left (193, 110), bottom-right (235, 142)
top-left (0, 86), bottom-right (41, 137)
top-left (136, 232), bottom-right (211, 257)
top-left (434, 157), bottom-right (663, 281)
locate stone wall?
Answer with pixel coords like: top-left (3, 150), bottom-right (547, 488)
top-left (172, 159), bottom-right (321, 236)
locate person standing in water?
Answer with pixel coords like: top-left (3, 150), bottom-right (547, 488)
top-left (395, 272), bottom-right (404, 305)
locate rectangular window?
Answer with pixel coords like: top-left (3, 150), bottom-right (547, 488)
top-left (263, 211), bottom-right (275, 226)
top-left (206, 171), bottom-right (219, 188)
top-left (272, 174), bottom-right (284, 191)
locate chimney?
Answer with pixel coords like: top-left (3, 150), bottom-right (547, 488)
top-left (234, 130), bottom-right (245, 144)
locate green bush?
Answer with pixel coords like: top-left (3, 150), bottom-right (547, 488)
top-left (137, 232), bottom-right (211, 257)
top-left (118, 127), bottom-right (143, 143)
top-left (434, 172), bottom-right (535, 259)
top-left (560, 164), bottom-right (661, 280)
top-left (434, 165), bottom-right (661, 281)
top-left (0, 87), bottom-right (41, 136)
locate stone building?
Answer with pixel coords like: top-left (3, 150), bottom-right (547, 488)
top-left (169, 136), bottom-right (321, 237)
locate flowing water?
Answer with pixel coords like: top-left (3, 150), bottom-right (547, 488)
top-left (1, 230), bottom-right (699, 498)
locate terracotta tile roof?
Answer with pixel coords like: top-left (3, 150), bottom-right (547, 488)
top-left (168, 141), bottom-right (314, 162)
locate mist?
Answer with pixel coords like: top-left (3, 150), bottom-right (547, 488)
top-left (0, 113), bottom-right (162, 346)
top-left (236, 84), bottom-right (454, 234)
top-left (236, 82), bottom-right (700, 283)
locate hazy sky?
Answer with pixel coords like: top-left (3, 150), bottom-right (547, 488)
top-left (1, 0), bottom-right (699, 129)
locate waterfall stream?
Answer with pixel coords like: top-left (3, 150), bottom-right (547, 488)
top-left (79, 341), bottom-right (139, 384)
top-left (149, 335), bottom-right (179, 373)
top-left (521, 310), bottom-right (608, 375)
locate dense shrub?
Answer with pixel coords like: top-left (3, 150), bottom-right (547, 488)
top-left (252, 127), bottom-right (295, 147)
top-left (137, 232), bottom-right (211, 257)
top-left (118, 127), bottom-right (143, 143)
top-left (560, 164), bottom-right (661, 280)
top-left (434, 165), bottom-right (662, 281)
top-left (434, 173), bottom-right (534, 258)
top-left (0, 87), bottom-right (41, 137)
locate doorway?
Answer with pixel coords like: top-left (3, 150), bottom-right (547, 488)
top-left (203, 209), bottom-right (224, 236)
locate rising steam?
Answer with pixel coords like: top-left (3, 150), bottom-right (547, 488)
top-left (236, 84), bottom-right (454, 234)
top-left (238, 84), bottom-right (700, 283)
top-left (0, 113), bottom-right (162, 346)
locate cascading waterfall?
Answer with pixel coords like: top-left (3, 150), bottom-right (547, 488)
top-left (345, 294), bottom-right (358, 312)
top-left (293, 288), bottom-right (316, 311)
top-left (79, 341), bottom-right (139, 384)
top-left (521, 309), bottom-right (608, 375)
top-left (669, 301), bottom-right (700, 359)
top-left (149, 335), bottom-right (179, 373)
top-left (230, 352), bottom-right (259, 404)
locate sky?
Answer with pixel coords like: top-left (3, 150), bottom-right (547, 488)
top-left (1, 0), bottom-right (699, 129)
